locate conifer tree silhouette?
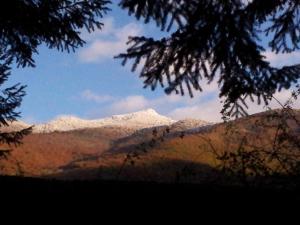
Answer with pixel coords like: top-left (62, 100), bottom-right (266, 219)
top-left (0, 0), bottom-right (111, 156)
top-left (117, 0), bottom-right (300, 118)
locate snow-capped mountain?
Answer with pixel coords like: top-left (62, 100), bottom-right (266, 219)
top-left (33, 109), bottom-right (176, 133)
top-left (170, 119), bottom-right (213, 132)
top-left (0, 109), bottom-right (213, 134)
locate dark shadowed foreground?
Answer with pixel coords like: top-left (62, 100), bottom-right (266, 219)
top-left (1, 176), bottom-right (297, 225)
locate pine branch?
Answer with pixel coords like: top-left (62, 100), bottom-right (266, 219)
top-left (118, 0), bottom-right (300, 118)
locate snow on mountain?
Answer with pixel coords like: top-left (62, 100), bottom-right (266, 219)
top-left (33, 109), bottom-right (176, 133)
top-left (0, 120), bottom-right (31, 132)
top-left (172, 119), bottom-right (215, 134)
top-left (1, 109), bottom-right (213, 134)
top-left (170, 119), bottom-right (213, 132)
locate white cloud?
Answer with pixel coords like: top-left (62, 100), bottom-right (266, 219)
top-left (81, 90), bottom-right (114, 103)
top-left (80, 80), bottom-right (224, 121)
top-left (168, 99), bottom-right (224, 122)
top-left (167, 91), bottom-right (300, 122)
top-left (165, 50), bottom-right (300, 121)
top-left (81, 87), bottom-right (221, 121)
top-left (97, 94), bottom-right (186, 116)
top-left (263, 51), bottom-right (300, 67)
top-left (268, 89), bottom-right (300, 109)
top-left (80, 79), bottom-right (299, 122)
top-left (109, 95), bottom-right (149, 113)
top-left (78, 17), bottom-right (143, 63)
top-left (80, 17), bottom-right (115, 42)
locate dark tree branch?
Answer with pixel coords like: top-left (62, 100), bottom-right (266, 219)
top-left (118, 0), bottom-right (300, 119)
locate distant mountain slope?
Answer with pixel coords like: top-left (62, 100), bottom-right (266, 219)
top-left (170, 119), bottom-right (213, 133)
top-left (51, 109), bottom-right (300, 182)
top-left (0, 109), bottom-right (299, 184)
top-left (0, 126), bottom-right (139, 176)
top-left (0, 109), bottom-right (212, 177)
top-left (13, 108), bottom-right (300, 183)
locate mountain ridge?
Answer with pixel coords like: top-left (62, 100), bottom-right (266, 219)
top-left (1, 108), bottom-right (213, 134)
top-left (34, 108), bottom-right (176, 133)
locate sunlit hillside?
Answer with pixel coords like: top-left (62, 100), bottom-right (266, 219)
top-left (1, 109), bottom-right (299, 186)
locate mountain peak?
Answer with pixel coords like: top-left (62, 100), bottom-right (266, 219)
top-left (142, 108), bottom-right (159, 114)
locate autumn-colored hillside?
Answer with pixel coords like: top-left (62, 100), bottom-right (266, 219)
top-left (1, 109), bottom-right (300, 185)
top-left (0, 126), bottom-right (137, 176)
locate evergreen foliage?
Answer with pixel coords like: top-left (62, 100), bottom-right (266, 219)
top-left (117, 0), bottom-right (300, 118)
top-left (0, 0), bottom-right (111, 156)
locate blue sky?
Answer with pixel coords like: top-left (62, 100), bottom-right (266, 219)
top-left (7, 3), bottom-right (300, 124)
